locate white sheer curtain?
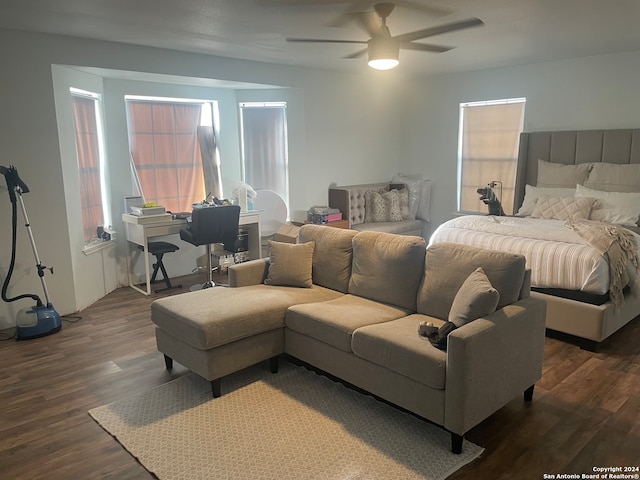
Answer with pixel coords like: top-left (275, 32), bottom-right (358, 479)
top-left (240, 103), bottom-right (289, 207)
top-left (458, 99), bottom-right (525, 215)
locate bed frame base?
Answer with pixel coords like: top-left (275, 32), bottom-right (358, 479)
top-left (532, 291), bottom-right (640, 351)
top-left (544, 329), bottom-right (600, 352)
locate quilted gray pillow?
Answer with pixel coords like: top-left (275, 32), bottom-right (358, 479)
top-left (530, 195), bottom-right (596, 221)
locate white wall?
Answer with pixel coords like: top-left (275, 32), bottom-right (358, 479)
top-left (51, 65), bottom-right (120, 313)
top-left (4, 26), bottom-right (637, 329)
top-left (0, 28), bottom-right (410, 328)
top-left (399, 50), bottom-right (640, 238)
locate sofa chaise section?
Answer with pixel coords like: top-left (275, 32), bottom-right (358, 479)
top-left (152, 283), bottom-right (343, 396)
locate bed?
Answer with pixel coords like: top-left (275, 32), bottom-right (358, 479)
top-left (430, 129), bottom-right (640, 350)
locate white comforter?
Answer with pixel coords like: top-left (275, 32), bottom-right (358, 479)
top-left (429, 215), bottom-right (640, 295)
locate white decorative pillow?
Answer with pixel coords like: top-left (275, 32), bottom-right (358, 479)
top-left (517, 184), bottom-right (576, 216)
top-left (396, 188), bottom-right (412, 221)
top-left (537, 160), bottom-right (592, 188)
top-left (416, 179), bottom-right (432, 222)
top-left (364, 190), bottom-right (389, 222)
top-left (575, 184), bottom-right (640, 226)
top-left (584, 163), bottom-right (640, 192)
top-left (364, 189), bottom-right (408, 223)
top-left (531, 196), bottom-right (596, 221)
top-left (392, 173), bottom-right (422, 218)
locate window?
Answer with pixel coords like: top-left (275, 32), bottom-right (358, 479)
top-left (457, 98), bottom-right (526, 215)
top-left (70, 89), bottom-right (109, 243)
top-left (125, 96), bottom-right (222, 213)
top-left (239, 102), bottom-right (289, 210)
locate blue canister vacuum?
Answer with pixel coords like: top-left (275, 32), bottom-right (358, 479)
top-left (1, 165), bottom-right (61, 339)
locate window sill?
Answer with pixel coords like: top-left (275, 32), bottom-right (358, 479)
top-left (82, 239), bottom-right (115, 255)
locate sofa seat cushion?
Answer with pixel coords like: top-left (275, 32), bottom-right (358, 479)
top-left (352, 314), bottom-right (447, 390)
top-left (285, 294), bottom-right (411, 352)
top-left (151, 284), bottom-right (343, 350)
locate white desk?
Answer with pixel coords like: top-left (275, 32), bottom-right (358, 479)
top-left (123, 212), bottom-right (261, 295)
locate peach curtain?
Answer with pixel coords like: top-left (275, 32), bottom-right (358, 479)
top-left (127, 101), bottom-right (205, 213)
top-left (71, 95), bottom-right (103, 242)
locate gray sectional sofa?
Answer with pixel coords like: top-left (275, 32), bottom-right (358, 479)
top-left (151, 225), bottom-right (546, 453)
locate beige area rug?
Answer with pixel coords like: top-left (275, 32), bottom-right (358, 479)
top-left (89, 362), bottom-right (483, 480)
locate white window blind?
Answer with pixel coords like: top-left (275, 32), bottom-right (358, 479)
top-left (458, 98), bottom-right (525, 215)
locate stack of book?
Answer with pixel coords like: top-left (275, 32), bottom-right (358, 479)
top-left (307, 206), bottom-right (342, 224)
top-left (130, 205), bottom-right (166, 216)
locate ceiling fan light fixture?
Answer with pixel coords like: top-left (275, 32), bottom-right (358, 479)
top-left (367, 37), bottom-right (399, 70)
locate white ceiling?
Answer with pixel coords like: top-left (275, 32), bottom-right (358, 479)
top-left (3, 0), bottom-right (640, 77)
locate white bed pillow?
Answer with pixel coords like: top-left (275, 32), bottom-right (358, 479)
top-left (575, 184), bottom-right (640, 226)
top-left (537, 160), bottom-right (592, 188)
top-left (517, 184), bottom-right (576, 216)
top-left (584, 163), bottom-right (640, 192)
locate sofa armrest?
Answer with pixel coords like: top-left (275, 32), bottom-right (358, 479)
top-left (443, 296), bottom-right (547, 435)
top-left (228, 258), bottom-right (270, 287)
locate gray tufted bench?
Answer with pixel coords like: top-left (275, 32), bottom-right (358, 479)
top-left (328, 182), bottom-right (424, 236)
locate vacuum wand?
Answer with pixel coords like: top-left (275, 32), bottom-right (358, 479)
top-left (16, 188), bottom-right (53, 305)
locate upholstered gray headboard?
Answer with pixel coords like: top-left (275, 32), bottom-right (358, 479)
top-left (513, 129), bottom-right (640, 213)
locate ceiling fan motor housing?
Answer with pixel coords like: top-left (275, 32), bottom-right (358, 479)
top-left (368, 36), bottom-right (400, 69)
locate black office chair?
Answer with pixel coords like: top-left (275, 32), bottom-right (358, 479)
top-left (179, 204), bottom-right (241, 290)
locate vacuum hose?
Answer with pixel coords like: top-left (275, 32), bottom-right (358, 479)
top-left (0, 165), bottom-right (43, 306)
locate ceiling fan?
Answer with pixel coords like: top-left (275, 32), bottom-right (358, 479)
top-left (286, 2), bottom-right (484, 70)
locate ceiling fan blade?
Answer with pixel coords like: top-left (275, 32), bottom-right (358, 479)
top-left (400, 42), bottom-right (452, 53)
top-left (343, 48), bottom-right (368, 59)
top-left (286, 37), bottom-right (367, 45)
top-left (394, 17), bottom-right (484, 43)
top-left (349, 11), bottom-right (382, 37)
top-left (396, 0), bottom-right (453, 17)
top-left (325, 0), bottom-right (376, 27)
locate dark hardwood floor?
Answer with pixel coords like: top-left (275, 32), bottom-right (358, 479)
top-left (1, 274), bottom-right (639, 479)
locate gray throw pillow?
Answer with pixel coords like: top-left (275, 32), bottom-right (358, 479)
top-left (264, 241), bottom-right (315, 288)
top-left (448, 267), bottom-right (500, 328)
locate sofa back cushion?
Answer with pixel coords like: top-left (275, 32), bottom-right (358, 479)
top-left (417, 242), bottom-right (526, 320)
top-left (348, 231), bottom-right (426, 311)
top-left (298, 224), bottom-right (359, 293)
